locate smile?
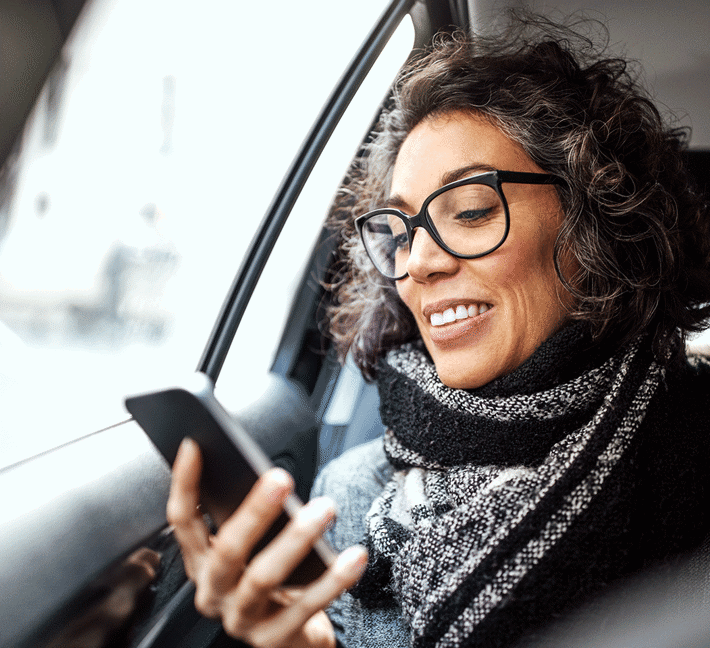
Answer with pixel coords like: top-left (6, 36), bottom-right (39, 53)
top-left (430, 303), bottom-right (491, 327)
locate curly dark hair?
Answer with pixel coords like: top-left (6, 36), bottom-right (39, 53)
top-left (326, 12), bottom-right (710, 380)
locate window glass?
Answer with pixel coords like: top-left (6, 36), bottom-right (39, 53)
top-left (0, 0), bottom-right (404, 468)
top-left (216, 18), bottom-right (414, 411)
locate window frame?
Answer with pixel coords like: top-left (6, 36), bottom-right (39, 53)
top-left (197, 0), bottom-right (466, 383)
top-left (0, 2), bottom-right (469, 648)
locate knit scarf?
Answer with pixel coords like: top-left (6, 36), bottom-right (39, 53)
top-left (351, 327), bottom-right (664, 647)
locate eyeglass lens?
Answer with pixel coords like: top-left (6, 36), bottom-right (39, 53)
top-left (361, 183), bottom-right (506, 278)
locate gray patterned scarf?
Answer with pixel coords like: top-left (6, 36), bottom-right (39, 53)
top-left (351, 330), bottom-right (664, 647)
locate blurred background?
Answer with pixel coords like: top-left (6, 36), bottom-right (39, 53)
top-left (0, 0), bottom-right (707, 468)
top-left (0, 0), bottom-right (414, 466)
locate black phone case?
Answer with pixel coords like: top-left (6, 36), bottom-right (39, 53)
top-left (125, 373), bottom-right (335, 586)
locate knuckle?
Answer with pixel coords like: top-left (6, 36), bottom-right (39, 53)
top-left (292, 590), bottom-right (324, 618)
top-left (241, 569), bottom-right (274, 597)
top-left (165, 498), bottom-right (190, 528)
top-left (243, 627), bottom-right (275, 648)
top-left (193, 587), bottom-right (219, 618)
top-left (210, 533), bottom-right (243, 565)
top-left (232, 498), bottom-right (281, 537)
top-left (290, 516), bottom-right (321, 544)
top-left (182, 561), bottom-right (196, 581)
top-left (221, 610), bottom-right (247, 639)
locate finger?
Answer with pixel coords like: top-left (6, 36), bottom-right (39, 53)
top-left (42, 552), bottom-right (161, 648)
top-left (286, 544), bottom-right (368, 615)
top-left (203, 468), bottom-right (294, 595)
top-left (76, 553), bottom-right (163, 636)
top-left (97, 578), bottom-right (146, 626)
top-left (99, 548), bottom-right (161, 605)
top-left (245, 546), bottom-right (368, 648)
top-left (167, 438), bottom-right (210, 566)
top-left (236, 497), bottom-right (336, 602)
top-left (125, 547), bottom-right (162, 580)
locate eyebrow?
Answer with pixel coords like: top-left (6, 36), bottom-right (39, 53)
top-left (385, 163), bottom-right (497, 211)
top-left (441, 163), bottom-right (496, 186)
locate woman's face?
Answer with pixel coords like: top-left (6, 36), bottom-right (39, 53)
top-left (392, 110), bottom-right (572, 389)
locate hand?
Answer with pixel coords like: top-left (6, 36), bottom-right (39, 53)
top-left (45, 547), bottom-right (160, 648)
top-left (167, 437), bottom-right (367, 648)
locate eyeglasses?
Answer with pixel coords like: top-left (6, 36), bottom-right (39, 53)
top-left (355, 170), bottom-right (565, 280)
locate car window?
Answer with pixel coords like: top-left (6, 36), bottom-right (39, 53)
top-left (0, 0), bottom-right (405, 468)
top-left (215, 17), bottom-right (414, 411)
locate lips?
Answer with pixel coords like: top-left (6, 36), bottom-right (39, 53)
top-left (423, 299), bottom-right (493, 325)
top-left (422, 299), bottom-right (494, 346)
top-left (429, 303), bottom-right (491, 326)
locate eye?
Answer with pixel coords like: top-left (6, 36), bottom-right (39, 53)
top-left (429, 183), bottom-right (503, 229)
top-left (386, 215), bottom-right (408, 250)
top-left (454, 208), bottom-right (494, 223)
top-left (393, 232), bottom-right (408, 250)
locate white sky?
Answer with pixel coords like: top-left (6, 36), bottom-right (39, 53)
top-left (5, 0), bottom-right (705, 468)
top-left (0, 0), bottom-right (414, 467)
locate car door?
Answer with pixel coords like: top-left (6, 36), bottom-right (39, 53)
top-left (0, 1), bottom-right (460, 647)
top-left (1, 1), bottom-right (709, 647)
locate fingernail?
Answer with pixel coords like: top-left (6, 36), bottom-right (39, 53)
top-left (269, 468), bottom-right (294, 489)
top-left (336, 545), bottom-right (368, 578)
top-left (264, 468), bottom-right (294, 502)
top-left (175, 437), bottom-right (195, 464)
top-left (301, 497), bottom-right (336, 525)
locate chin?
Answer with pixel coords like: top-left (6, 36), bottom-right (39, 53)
top-left (437, 373), bottom-right (493, 390)
top-left (431, 356), bottom-right (503, 390)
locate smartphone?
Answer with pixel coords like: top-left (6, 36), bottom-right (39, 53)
top-left (125, 372), bottom-right (336, 586)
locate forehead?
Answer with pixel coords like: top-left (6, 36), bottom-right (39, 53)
top-left (391, 111), bottom-right (539, 202)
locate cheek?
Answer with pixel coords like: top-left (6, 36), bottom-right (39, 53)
top-left (395, 279), bottom-right (416, 313)
top-left (479, 228), bottom-right (569, 343)
top-left (483, 237), bottom-right (559, 301)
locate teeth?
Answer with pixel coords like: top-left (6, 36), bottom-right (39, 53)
top-left (430, 304), bottom-right (491, 326)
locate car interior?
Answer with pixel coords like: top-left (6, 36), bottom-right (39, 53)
top-left (1, 1), bottom-right (709, 647)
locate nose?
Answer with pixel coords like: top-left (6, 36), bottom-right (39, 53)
top-left (405, 227), bottom-right (459, 282)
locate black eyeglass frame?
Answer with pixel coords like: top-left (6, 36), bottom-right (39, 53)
top-left (355, 169), bottom-right (566, 280)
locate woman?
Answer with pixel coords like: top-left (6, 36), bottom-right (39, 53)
top-left (168, 14), bottom-right (710, 648)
